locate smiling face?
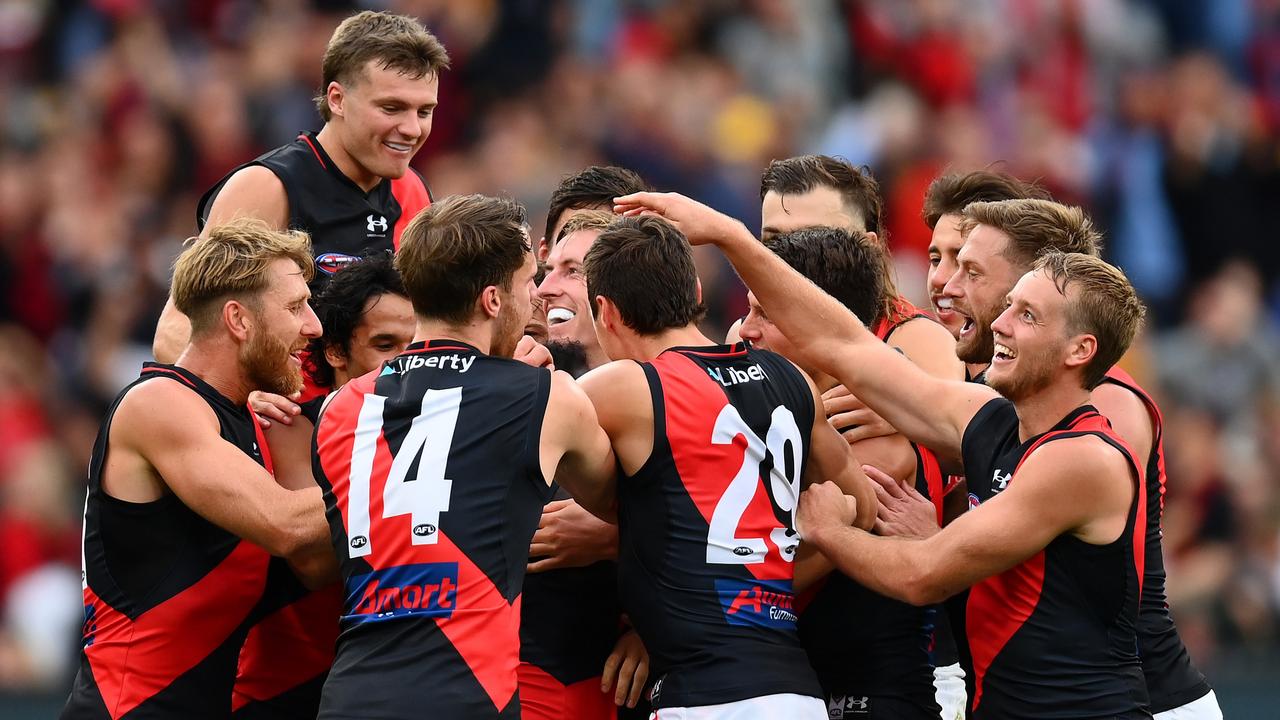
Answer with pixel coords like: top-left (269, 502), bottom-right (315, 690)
top-left (942, 223), bottom-right (1024, 365)
top-left (330, 61), bottom-right (439, 187)
top-left (538, 228), bottom-right (606, 367)
top-left (985, 269), bottom-right (1071, 402)
top-left (927, 213), bottom-right (966, 338)
top-left (328, 292), bottom-right (415, 385)
top-left (240, 258), bottom-right (322, 396)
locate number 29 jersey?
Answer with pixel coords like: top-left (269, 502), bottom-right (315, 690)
top-left (621, 344), bottom-right (824, 709)
top-left (312, 340), bottom-right (554, 719)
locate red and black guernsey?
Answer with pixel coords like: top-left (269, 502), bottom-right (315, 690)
top-left (197, 131), bottom-right (432, 284)
top-left (312, 340), bottom-right (554, 719)
top-left (1100, 368), bottom-right (1211, 713)
top-left (960, 399), bottom-right (1150, 719)
top-left (794, 310), bottom-right (945, 718)
top-left (63, 364), bottom-right (273, 720)
top-left (231, 412), bottom-right (341, 720)
top-left (518, 483), bottom-right (621, 698)
top-left (621, 344), bottom-right (823, 709)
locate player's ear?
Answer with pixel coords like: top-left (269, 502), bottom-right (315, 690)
top-left (327, 82), bottom-right (345, 119)
top-left (537, 236), bottom-right (550, 262)
top-left (595, 295), bottom-right (619, 331)
top-left (224, 300), bottom-right (254, 342)
top-left (695, 277), bottom-right (703, 305)
top-left (324, 342), bottom-right (348, 373)
top-left (865, 230), bottom-right (879, 246)
top-left (1064, 332), bottom-right (1097, 372)
top-left (478, 285), bottom-right (502, 320)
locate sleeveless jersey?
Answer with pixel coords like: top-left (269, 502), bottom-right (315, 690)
top-left (313, 340), bottom-right (553, 719)
top-left (518, 485), bottom-right (621, 683)
top-left (199, 131), bottom-right (432, 403)
top-left (63, 364), bottom-right (272, 719)
top-left (794, 315), bottom-right (945, 717)
top-left (621, 344), bottom-right (823, 709)
top-left (197, 132), bottom-right (432, 284)
top-left (960, 399), bottom-right (1150, 719)
top-left (1100, 368), bottom-right (1211, 712)
top-left (231, 413), bottom-right (340, 720)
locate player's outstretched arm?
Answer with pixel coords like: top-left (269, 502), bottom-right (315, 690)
top-left (542, 370), bottom-right (618, 523)
top-left (797, 436), bottom-right (1137, 606)
top-left (154, 166), bottom-right (289, 364)
top-left (114, 380), bottom-right (331, 564)
top-left (614, 191), bottom-right (992, 465)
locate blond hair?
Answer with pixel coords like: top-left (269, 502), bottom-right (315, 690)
top-left (1035, 251), bottom-right (1146, 389)
top-left (173, 218), bottom-right (314, 336)
top-left (959, 199), bottom-right (1101, 271)
top-left (556, 209), bottom-right (615, 244)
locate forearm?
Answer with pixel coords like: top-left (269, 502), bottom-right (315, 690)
top-left (714, 230), bottom-right (964, 456)
top-left (715, 227), bottom-right (873, 359)
top-left (153, 298), bottom-right (191, 364)
top-left (806, 524), bottom-right (942, 606)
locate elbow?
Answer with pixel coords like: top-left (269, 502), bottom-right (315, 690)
top-left (899, 562), bottom-right (947, 606)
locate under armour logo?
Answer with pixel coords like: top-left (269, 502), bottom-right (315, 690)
top-left (992, 468), bottom-right (1012, 492)
top-left (367, 214), bottom-right (388, 233)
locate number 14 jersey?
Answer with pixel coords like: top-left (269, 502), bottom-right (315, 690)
top-left (622, 344), bottom-right (824, 709)
top-left (313, 340), bottom-right (553, 719)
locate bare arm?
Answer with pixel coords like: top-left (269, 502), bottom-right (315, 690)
top-left (542, 370), bottom-right (618, 522)
top-left (614, 192), bottom-right (994, 466)
top-left (887, 317), bottom-right (965, 382)
top-left (1091, 382), bottom-right (1153, 467)
top-left (797, 436), bottom-right (1137, 606)
top-left (800, 371), bottom-right (876, 530)
top-left (154, 166), bottom-right (289, 363)
top-left (114, 381), bottom-right (329, 560)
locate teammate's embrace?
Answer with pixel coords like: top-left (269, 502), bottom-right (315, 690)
top-left (576, 216), bottom-right (876, 719)
top-left (63, 219), bottom-right (332, 720)
top-left (311, 194), bottom-right (616, 719)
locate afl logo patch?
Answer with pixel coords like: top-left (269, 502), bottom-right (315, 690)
top-left (413, 523), bottom-right (437, 537)
top-left (350, 535), bottom-right (368, 549)
top-left (968, 493), bottom-right (981, 510)
top-left (316, 252), bottom-right (360, 275)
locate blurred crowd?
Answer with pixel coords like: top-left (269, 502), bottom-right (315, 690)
top-left (0, 0), bottom-right (1278, 696)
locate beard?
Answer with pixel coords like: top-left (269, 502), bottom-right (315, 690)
top-left (955, 300), bottom-right (1003, 365)
top-left (490, 297), bottom-right (528, 359)
top-left (986, 346), bottom-right (1056, 403)
top-left (546, 340), bottom-right (590, 378)
top-left (241, 328), bottom-right (303, 397)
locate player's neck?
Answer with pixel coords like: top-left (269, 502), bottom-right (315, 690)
top-left (967, 362), bottom-right (989, 381)
top-left (413, 319), bottom-right (493, 355)
top-left (315, 125), bottom-right (381, 193)
top-left (1012, 381), bottom-right (1094, 442)
top-left (624, 326), bottom-right (716, 362)
top-left (174, 341), bottom-right (253, 406)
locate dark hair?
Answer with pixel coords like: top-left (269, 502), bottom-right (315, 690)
top-left (303, 251), bottom-right (406, 387)
top-left (921, 170), bottom-right (1051, 229)
top-left (315, 11), bottom-right (450, 121)
top-left (584, 216), bottom-right (706, 334)
top-left (764, 228), bottom-right (885, 326)
top-left (544, 166), bottom-right (648, 245)
top-left (760, 155), bottom-right (907, 323)
top-left (396, 194), bottom-right (530, 324)
top-left (759, 155), bottom-right (882, 235)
